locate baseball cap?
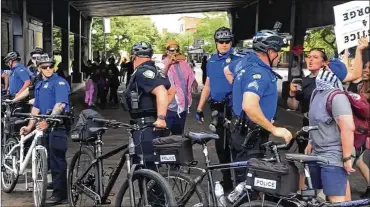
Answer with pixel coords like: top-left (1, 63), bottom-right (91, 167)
top-left (328, 58), bottom-right (348, 81)
top-left (166, 40), bottom-right (179, 49)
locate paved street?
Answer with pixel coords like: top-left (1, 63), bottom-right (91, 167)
top-left (1, 67), bottom-right (369, 206)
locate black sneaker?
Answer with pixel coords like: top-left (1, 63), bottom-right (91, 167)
top-left (360, 187), bottom-right (370, 199)
top-left (46, 194), bottom-right (67, 205)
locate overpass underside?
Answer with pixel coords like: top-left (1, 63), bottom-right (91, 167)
top-left (2, 0), bottom-right (348, 83)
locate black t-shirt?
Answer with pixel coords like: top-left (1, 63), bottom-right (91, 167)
top-left (126, 61), bottom-right (171, 119)
top-left (294, 75), bottom-right (316, 125)
top-left (347, 81), bottom-right (363, 93)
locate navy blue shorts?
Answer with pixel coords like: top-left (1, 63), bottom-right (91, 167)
top-left (309, 164), bottom-right (348, 196)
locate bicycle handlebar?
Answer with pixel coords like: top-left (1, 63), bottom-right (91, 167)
top-left (91, 118), bottom-right (155, 130)
top-left (13, 113), bottom-right (70, 124)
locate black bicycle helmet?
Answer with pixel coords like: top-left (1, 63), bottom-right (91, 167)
top-left (36, 54), bottom-right (55, 66)
top-left (4, 51), bottom-right (21, 62)
top-left (214, 27), bottom-right (234, 42)
top-left (252, 30), bottom-right (292, 52)
top-left (30, 47), bottom-right (44, 55)
top-left (131, 41), bottom-right (153, 58)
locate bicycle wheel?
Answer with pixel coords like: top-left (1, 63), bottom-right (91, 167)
top-left (33, 148), bottom-right (48, 207)
top-left (68, 146), bottom-right (99, 207)
top-left (1, 137), bottom-right (19, 193)
top-left (161, 170), bottom-right (208, 207)
top-left (239, 200), bottom-right (283, 207)
top-left (115, 169), bottom-right (177, 207)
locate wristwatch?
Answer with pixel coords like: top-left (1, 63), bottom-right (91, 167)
top-left (157, 115), bottom-right (166, 120)
top-left (342, 156), bottom-right (352, 163)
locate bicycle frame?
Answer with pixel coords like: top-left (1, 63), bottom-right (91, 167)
top-left (73, 139), bottom-right (128, 205)
top-left (2, 129), bottom-right (47, 182)
top-left (177, 141), bottom-right (252, 206)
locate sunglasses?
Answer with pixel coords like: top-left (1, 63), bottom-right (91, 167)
top-left (167, 48), bottom-right (179, 53)
top-left (40, 64), bottom-right (54, 70)
top-left (217, 40), bottom-right (231, 44)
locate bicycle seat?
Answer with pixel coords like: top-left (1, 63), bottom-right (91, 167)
top-left (285, 153), bottom-right (329, 165)
top-left (184, 131), bottom-right (219, 144)
top-left (89, 127), bottom-right (108, 134)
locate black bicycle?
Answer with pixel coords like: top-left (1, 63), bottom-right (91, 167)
top-left (159, 126), bottom-right (321, 207)
top-left (67, 118), bottom-right (176, 207)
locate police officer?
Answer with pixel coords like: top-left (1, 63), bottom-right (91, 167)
top-left (4, 51), bottom-right (31, 97)
top-left (124, 41), bottom-right (175, 158)
top-left (225, 30), bottom-right (293, 184)
top-left (195, 27), bottom-right (242, 192)
top-left (20, 54), bottom-right (70, 204)
top-left (29, 47), bottom-right (44, 75)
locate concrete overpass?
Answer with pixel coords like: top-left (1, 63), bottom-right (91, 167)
top-left (1, 0), bottom-right (349, 83)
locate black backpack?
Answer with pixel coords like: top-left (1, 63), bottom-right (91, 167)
top-left (70, 109), bottom-right (104, 142)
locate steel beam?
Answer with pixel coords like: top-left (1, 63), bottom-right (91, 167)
top-left (22, 0), bottom-right (28, 62)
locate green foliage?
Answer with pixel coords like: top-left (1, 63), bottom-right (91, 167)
top-left (193, 12), bottom-right (230, 54)
top-left (304, 26), bottom-right (337, 58)
top-left (91, 16), bottom-right (160, 57)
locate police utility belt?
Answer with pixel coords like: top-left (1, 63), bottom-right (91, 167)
top-left (230, 114), bottom-right (267, 150)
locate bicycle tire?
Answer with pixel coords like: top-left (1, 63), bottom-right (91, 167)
top-left (68, 146), bottom-right (98, 207)
top-left (239, 200), bottom-right (283, 207)
top-left (115, 169), bottom-right (177, 207)
top-left (1, 137), bottom-right (19, 193)
top-left (33, 148), bottom-right (48, 207)
top-left (161, 170), bottom-right (208, 207)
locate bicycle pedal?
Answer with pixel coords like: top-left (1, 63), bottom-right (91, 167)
top-left (109, 193), bottom-right (115, 196)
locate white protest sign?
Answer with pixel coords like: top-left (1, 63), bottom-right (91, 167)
top-left (103, 18), bottom-right (111, 34)
top-left (333, 1), bottom-right (370, 53)
top-left (335, 20), bottom-right (369, 53)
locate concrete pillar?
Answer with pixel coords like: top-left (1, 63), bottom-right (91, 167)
top-left (22, 0), bottom-right (28, 62)
top-left (86, 18), bottom-right (93, 60)
top-left (43, 0), bottom-right (54, 56)
top-left (61, 2), bottom-right (70, 75)
top-left (72, 12), bottom-right (82, 83)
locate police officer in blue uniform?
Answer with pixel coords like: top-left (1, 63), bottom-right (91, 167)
top-left (20, 54), bottom-right (70, 204)
top-left (224, 30), bottom-right (293, 183)
top-left (196, 27), bottom-right (242, 191)
top-left (3, 51), bottom-right (31, 97)
top-left (123, 42), bottom-right (175, 159)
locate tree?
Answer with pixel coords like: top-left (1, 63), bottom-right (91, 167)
top-left (194, 12), bottom-right (230, 54)
top-left (304, 26), bottom-right (337, 58)
top-left (91, 16), bottom-right (160, 57)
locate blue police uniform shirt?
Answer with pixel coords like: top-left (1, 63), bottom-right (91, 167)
top-left (230, 52), bottom-right (278, 121)
top-left (34, 73), bottom-right (70, 115)
top-left (8, 63), bottom-right (31, 95)
top-left (126, 61), bottom-right (171, 119)
top-left (207, 48), bottom-right (242, 101)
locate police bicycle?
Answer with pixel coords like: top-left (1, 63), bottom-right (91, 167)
top-left (159, 126), bottom-right (320, 207)
top-left (67, 118), bottom-right (176, 207)
top-left (1, 113), bottom-right (70, 207)
top-left (1, 98), bottom-right (30, 149)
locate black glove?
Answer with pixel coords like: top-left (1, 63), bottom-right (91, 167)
top-left (196, 111), bottom-right (204, 122)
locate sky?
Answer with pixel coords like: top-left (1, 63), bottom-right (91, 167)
top-left (148, 13), bottom-right (204, 33)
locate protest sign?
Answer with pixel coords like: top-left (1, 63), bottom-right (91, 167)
top-left (333, 1), bottom-right (369, 53)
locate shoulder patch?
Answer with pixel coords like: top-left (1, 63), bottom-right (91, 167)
top-left (59, 81), bottom-right (66, 85)
top-left (143, 70), bottom-right (155, 79)
top-left (252, 74), bottom-right (262, 79)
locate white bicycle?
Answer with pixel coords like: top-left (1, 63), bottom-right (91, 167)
top-left (1, 113), bottom-right (70, 207)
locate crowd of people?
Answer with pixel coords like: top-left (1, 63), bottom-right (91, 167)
top-left (1, 24), bottom-right (369, 206)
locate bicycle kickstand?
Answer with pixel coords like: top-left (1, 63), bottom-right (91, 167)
top-left (24, 171), bottom-right (32, 191)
